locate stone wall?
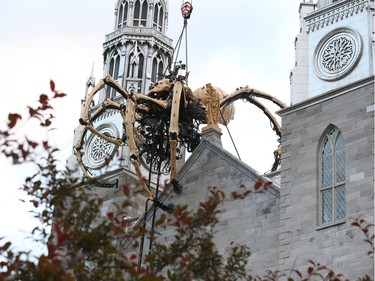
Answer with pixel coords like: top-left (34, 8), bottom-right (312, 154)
top-left (161, 132), bottom-right (281, 275)
top-left (278, 77), bottom-right (374, 279)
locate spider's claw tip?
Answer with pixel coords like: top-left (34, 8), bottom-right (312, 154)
top-left (171, 180), bottom-right (183, 194)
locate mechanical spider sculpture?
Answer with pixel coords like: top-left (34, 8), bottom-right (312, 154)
top-left (74, 66), bottom-right (286, 211)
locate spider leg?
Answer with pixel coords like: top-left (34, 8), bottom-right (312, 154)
top-left (121, 98), bottom-right (153, 200)
top-left (169, 81), bottom-right (183, 194)
top-left (75, 76), bottom-right (123, 179)
top-left (121, 99), bottom-right (173, 213)
top-left (76, 76), bottom-right (174, 211)
top-left (73, 128), bottom-right (92, 178)
top-left (219, 86), bottom-right (285, 172)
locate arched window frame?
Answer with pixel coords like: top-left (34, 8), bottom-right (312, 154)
top-left (151, 53), bottom-right (164, 83)
top-left (128, 53), bottom-right (136, 78)
top-left (318, 126), bottom-right (346, 226)
top-left (133, 0), bottom-right (148, 27)
top-left (117, 5), bottom-right (123, 28)
top-left (114, 56), bottom-right (121, 80)
top-left (117, 1), bottom-right (129, 29)
top-left (123, 1), bottom-right (128, 26)
top-left (138, 53), bottom-right (144, 78)
top-left (127, 46), bottom-right (144, 79)
top-left (153, 3), bottom-right (164, 32)
top-left (107, 51), bottom-right (122, 98)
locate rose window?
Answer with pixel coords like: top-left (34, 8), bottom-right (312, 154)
top-left (314, 28), bottom-right (362, 81)
top-left (84, 125), bottom-right (118, 170)
top-left (91, 134), bottom-right (113, 162)
top-left (321, 37), bottom-right (353, 72)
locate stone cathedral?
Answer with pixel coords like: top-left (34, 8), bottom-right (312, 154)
top-left (71, 0), bottom-right (374, 278)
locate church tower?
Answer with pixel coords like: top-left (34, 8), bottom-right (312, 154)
top-left (101, 0), bottom-right (173, 101)
top-left (278, 0), bottom-right (374, 278)
top-left (71, 0), bottom-right (174, 220)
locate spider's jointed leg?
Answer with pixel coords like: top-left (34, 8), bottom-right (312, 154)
top-left (168, 81), bottom-right (183, 194)
top-left (123, 97), bottom-right (173, 213)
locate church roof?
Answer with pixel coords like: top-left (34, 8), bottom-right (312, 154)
top-left (178, 130), bottom-right (280, 198)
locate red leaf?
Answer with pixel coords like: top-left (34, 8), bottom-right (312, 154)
top-left (2, 242), bottom-right (11, 251)
top-left (308, 260), bottom-right (316, 266)
top-left (26, 138), bottom-right (38, 149)
top-left (264, 181), bottom-right (273, 188)
top-left (42, 141), bottom-right (50, 149)
top-left (107, 211), bottom-right (114, 220)
top-left (254, 181), bottom-right (263, 190)
top-left (130, 254), bottom-right (137, 260)
top-left (28, 106), bottom-right (39, 118)
top-left (7, 113), bottom-right (22, 129)
top-left (40, 119), bottom-right (52, 127)
top-left (307, 266), bottom-right (314, 275)
top-left (9, 152), bottom-right (20, 164)
top-left (39, 94), bottom-right (49, 105)
top-left (50, 80), bottom-right (55, 92)
top-left (122, 184), bottom-right (130, 196)
top-left (53, 92), bottom-right (67, 98)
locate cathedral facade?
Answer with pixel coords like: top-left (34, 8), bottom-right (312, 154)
top-left (278, 0), bottom-right (374, 276)
top-left (72, 0), bottom-right (374, 278)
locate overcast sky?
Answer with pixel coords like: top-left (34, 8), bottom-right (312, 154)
top-left (0, 0), bottom-right (302, 255)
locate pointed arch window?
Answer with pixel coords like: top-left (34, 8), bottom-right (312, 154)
top-left (138, 53), bottom-right (144, 78)
top-left (134, 0), bottom-right (148, 27)
top-left (151, 54), bottom-right (164, 82)
top-left (127, 50), bottom-right (144, 79)
top-left (107, 58), bottom-right (115, 98)
top-left (117, 1), bottom-right (129, 29)
top-left (107, 53), bottom-right (122, 98)
top-left (319, 127), bottom-right (346, 225)
top-left (109, 58), bottom-right (114, 78)
top-left (123, 2), bottom-right (128, 25)
top-left (117, 4), bottom-right (123, 28)
top-left (114, 56), bottom-right (120, 80)
top-left (153, 3), bottom-right (164, 31)
top-left (151, 58), bottom-right (157, 82)
top-left (128, 53), bottom-right (136, 78)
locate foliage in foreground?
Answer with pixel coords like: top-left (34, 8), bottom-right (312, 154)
top-left (0, 82), bottom-right (373, 280)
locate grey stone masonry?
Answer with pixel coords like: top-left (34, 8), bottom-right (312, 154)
top-left (158, 130), bottom-right (281, 276)
top-left (278, 76), bottom-right (374, 279)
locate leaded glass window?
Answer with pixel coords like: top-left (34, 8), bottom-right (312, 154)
top-left (320, 127), bottom-right (346, 225)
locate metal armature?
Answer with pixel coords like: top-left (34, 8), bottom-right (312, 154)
top-left (74, 1), bottom-right (285, 210)
top-left (74, 68), bottom-right (285, 210)
top-left (74, 66), bottom-right (206, 212)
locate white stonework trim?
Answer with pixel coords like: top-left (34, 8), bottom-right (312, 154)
top-left (366, 104), bottom-right (375, 112)
top-left (278, 76), bottom-right (374, 115)
top-left (105, 26), bottom-right (173, 46)
top-left (350, 172), bottom-right (364, 182)
top-left (306, 0), bottom-right (369, 33)
top-left (316, 218), bottom-right (346, 230)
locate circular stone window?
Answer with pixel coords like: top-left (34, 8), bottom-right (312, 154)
top-left (314, 28), bottom-right (362, 81)
top-left (84, 124), bottom-right (118, 170)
